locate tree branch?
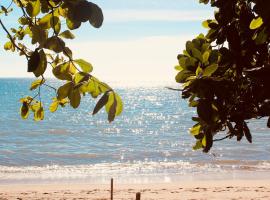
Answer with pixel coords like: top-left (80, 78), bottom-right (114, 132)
top-left (0, 18), bottom-right (29, 58)
top-left (165, 87), bottom-right (183, 91)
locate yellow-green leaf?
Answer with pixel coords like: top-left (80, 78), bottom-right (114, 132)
top-left (68, 89), bottom-right (81, 108)
top-left (202, 135), bottom-right (207, 147)
top-left (4, 41), bottom-right (12, 50)
top-left (105, 92), bottom-right (123, 116)
top-left (34, 107), bottom-right (44, 121)
top-left (18, 17), bottom-right (29, 25)
top-left (202, 20), bottom-right (210, 29)
top-left (59, 30), bottom-right (75, 39)
top-left (203, 64), bottom-right (218, 77)
top-left (190, 124), bottom-right (201, 136)
top-left (39, 13), bottom-right (52, 29)
top-left (49, 101), bottom-right (59, 112)
top-left (202, 51), bottom-right (210, 64)
top-left (250, 17), bottom-right (263, 30)
top-left (193, 140), bottom-right (203, 150)
top-left (174, 65), bottom-right (184, 71)
top-left (196, 66), bottom-right (203, 76)
top-left (52, 62), bottom-right (73, 81)
top-left (66, 18), bottom-right (81, 30)
top-left (74, 59), bottom-right (93, 73)
top-left (57, 82), bottom-right (72, 100)
top-left (20, 102), bottom-right (30, 119)
top-left (26, 0), bottom-right (40, 17)
top-left (30, 79), bottom-right (45, 90)
top-left (44, 36), bottom-right (65, 53)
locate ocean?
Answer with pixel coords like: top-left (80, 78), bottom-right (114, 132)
top-left (0, 78), bottom-right (270, 184)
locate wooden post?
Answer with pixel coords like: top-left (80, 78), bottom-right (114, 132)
top-left (111, 178), bottom-right (113, 200)
top-left (136, 192), bottom-right (141, 200)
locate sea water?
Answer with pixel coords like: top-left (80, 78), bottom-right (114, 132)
top-left (0, 78), bottom-right (269, 184)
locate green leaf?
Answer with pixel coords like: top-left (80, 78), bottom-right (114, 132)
top-left (68, 88), bottom-right (81, 108)
top-left (28, 49), bottom-right (40, 72)
top-left (193, 140), bottom-right (203, 150)
top-left (175, 70), bottom-right (194, 83)
top-left (202, 20), bottom-right (210, 29)
top-left (59, 30), bottom-right (75, 39)
top-left (30, 79), bottom-right (45, 90)
top-left (203, 64), bottom-right (218, 77)
top-left (108, 99), bottom-right (117, 123)
top-left (186, 41), bottom-right (194, 55)
top-left (44, 36), bottom-right (65, 53)
top-left (39, 13), bottom-right (52, 29)
top-left (66, 18), bottom-right (81, 30)
top-left (189, 100), bottom-right (199, 107)
top-left (196, 66), bottom-right (203, 76)
top-left (88, 2), bottom-right (104, 28)
top-left (34, 107), bottom-right (44, 121)
top-left (18, 17), bottom-right (29, 25)
top-left (57, 82), bottom-right (73, 100)
top-left (74, 59), bottom-right (93, 73)
top-left (49, 100), bottom-right (59, 113)
top-left (33, 49), bottom-right (47, 77)
top-left (52, 62), bottom-right (73, 81)
top-left (74, 72), bottom-right (90, 88)
top-left (105, 92), bottom-right (123, 117)
top-left (31, 25), bottom-right (48, 45)
top-left (202, 135), bottom-right (207, 147)
top-left (93, 92), bottom-right (109, 115)
top-left (254, 28), bottom-right (268, 45)
top-left (50, 16), bottom-right (61, 34)
top-left (20, 102), bottom-right (30, 119)
top-left (4, 41), bottom-right (13, 51)
top-left (190, 124), bottom-right (201, 136)
top-left (174, 65), bottom-right (184, 71)
top-left (202, 51), bottom-right (210, 64)
top-left (26, 0), bottom-right (41, 17)
top-left (250, 17), bottom-right (263, 30)
top-left (191, 48), bottom-right (203, 62)
top-left (63, 47), bottom-right (73, 58)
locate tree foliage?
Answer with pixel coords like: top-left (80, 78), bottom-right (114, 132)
top-left (175, 0), bottom-right (270, 152)
top-left (0, 0), bottom-right (123, 122)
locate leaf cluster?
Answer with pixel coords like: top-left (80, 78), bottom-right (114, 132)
top-left (0, 0), bottom-right (123, 122)
top-left (176, 0), bottom-right (270, 152)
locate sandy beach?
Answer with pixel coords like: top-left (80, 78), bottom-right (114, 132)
top-left (0, 179), bottom-right (270, 200)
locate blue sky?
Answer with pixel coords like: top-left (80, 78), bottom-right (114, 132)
top-left (0, 0), bottom-right (213, 85)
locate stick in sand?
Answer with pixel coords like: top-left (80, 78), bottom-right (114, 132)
top-left (136, 192), bottom-right (141, 200)
top-left (111, 178), bottom-right (113, 200)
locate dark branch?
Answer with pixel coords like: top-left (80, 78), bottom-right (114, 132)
top-left (0, 18), bottom-right (29, 58)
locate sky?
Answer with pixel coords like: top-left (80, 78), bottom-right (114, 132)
top-left (0, 0), bottom-right (213, 85)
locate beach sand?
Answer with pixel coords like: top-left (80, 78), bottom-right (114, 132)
top-left (0, 179), bottom-right (270, 200)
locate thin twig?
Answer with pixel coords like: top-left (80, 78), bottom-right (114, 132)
top-left (165, 87), bottom-right (183, 91)
top-left (213, 134), bottom-right (232, 142)
top-left (6, 0), bottom-right (13, 9)
top-left (43, 83), bottom-right (57, 93)
top-left (0, 18), bottom-right (29, 58)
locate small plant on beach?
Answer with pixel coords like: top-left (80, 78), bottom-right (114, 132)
top-left (0, 0), bottom-right (123, 122)
top-left (175, 0), bottom-right (270, 152)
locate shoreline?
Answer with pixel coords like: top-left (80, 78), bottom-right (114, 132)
top-left (0, 179), bottom-right (270, 199)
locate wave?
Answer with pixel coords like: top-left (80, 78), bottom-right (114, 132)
top-left (0, 160), bottom-right (270, 184)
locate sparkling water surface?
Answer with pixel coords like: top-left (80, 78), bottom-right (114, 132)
top-left (0, 79), bottom-right (269, 183)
